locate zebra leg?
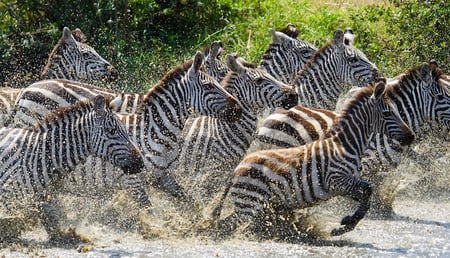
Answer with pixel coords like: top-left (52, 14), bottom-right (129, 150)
top-left (331, 180), bottom-right (372, 236)
top-left (122, 174), bottom-right (153, 210)
top-left (153, 171), bottom-right (193, 203)
top-left (39, 198), bottom-right (78, 243)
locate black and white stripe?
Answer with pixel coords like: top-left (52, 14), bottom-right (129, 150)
top-left (293, 29), bottom-right (380, 110)
top-left (0, 95), bottom-right (143, 238)
top-left (175, 54), bottom-right (297, 206)
top-left (212, 79), bottom-right (414, 237)
top-left (254, 61), bottom-right (450, 217)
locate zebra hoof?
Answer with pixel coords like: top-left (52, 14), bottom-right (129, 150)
top-left (340, 215), bottom-right (357, 226)
top-left (330, 224), bottom-right (355, 236)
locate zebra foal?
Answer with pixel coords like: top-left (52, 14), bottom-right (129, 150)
top-left (212, 79), bottom-right (414, 237)
top-left (0, 95), bottom-right (143, 240)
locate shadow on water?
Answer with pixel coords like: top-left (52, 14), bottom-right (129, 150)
top-left (370, 213), bottom-right (450, 229)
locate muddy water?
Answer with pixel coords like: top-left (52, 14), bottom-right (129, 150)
top-left (1, 134), bottom-right (449, 257)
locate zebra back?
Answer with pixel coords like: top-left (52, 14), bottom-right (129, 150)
top-left (294, 29), bottom-right (380, 110)
top-left (41, 27), bottom-right (118, 83)
top-left (214, 80), bottom-right (412, 236)
top-left (174, 54), bottom-right (297, 205)
top-left (258, 24), bottom-right (317, 84)
top-left (8, 79), bottom-right (142, 127)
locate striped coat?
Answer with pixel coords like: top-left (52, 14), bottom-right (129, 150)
top-left (212, 80), bottom-right (414, 237)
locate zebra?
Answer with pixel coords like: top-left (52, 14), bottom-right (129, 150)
top-left (211, 79), bottom-right (414, 238)
top-left (202, 40), bottom-right (230, 83)
top-left (41, 26), bottom-right (118, 83)
top-left (254, 61), bottom-right (450, 218)
top-left (10, 52), bottom-right (242, 211)
top-left (0, 26), bottom-right (119, 126)
top-left (174, 54), bottom-right (297, 209)
top-left (293, 29), bottom-right (380, 110)
top-left (258, 24), bottom-right (317, 85)
top-left (0, 95), bottom-right (144, 240)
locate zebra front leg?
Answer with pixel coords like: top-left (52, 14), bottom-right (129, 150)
top-left (122, 174), bottom-right (153, 210)
top-left (331, 180), bottom-right (372, 236)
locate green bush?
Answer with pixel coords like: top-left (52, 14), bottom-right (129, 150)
top-left (0, 0), bottom-right (448, 91)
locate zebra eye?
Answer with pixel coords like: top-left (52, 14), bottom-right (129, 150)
top-left (82, 52), bottom-right (91, 59)
top-left (255, 78), bottom-right (265, 85)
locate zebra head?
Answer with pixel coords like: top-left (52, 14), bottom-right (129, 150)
top-left (90, 95), bottom-right (144, 174)
top-left (259, 26), bottom-right (317, 84)
top-left (223, 54), bottom-right (298, 111)
top-left (42, 27), bottom-right (118, 83)
top-left (383, 62), bottom-right (450, 133)
top-left (332, 29), bottom-right (381, 87)
top-left (187, 51), bottom-right (242, 122)
top-left (203, 41), bottom-right (230, 82)
top-left (371, 78), bottom-right (415, 146)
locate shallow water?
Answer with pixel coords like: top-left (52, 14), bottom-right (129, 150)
top-left (1, 135), bottom-right (449, 257)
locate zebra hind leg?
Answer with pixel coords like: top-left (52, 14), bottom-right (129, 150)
top-left (331, 180), bottom-right (372, 236)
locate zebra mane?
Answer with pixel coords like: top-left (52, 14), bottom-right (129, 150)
top-left (33, 96), bottom-right (112, 131)
top-left (138, 59), bottom-right (194, 109)
top-left (221, 60), bottom-right (257, 85)
top-left (387, 62), bottom-right (443, 94)
top-left (40, 28), bottom-right (85, 80)
top-left (331, 84), bottom-right (376, 132)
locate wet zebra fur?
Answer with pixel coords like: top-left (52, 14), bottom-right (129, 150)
top-left (0, 95), bottom-right (143, 239)
top-left (293, 29), bottom-right (380, 110)
top-left (211, 79), bottom-right (414, 237)
top-left (175, 54), bottom-right (297, 207)
top-left (0, 26), bottom-right (118, 126)
top-left (9, 52), bottom-right (241, 211)
top-left (254, 61), bottom-right (450, 217)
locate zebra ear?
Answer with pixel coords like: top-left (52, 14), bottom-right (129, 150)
top-left (210, 41), bottom-right (223, 58)
top-left (93, 95), bottom-right (107, 117)
top-left (191, 51), bottom-right (204, 74)
top-left (373, 78), bottom-right (386, 100)
top-left (226, 54), bottom-right (246, 74)
top-left (72, 28), bottom-right (87, 43)
top-left (332, 29), bottom-right (345, 48)
top-left (419, 62), bottom-right (432, 82)
top-left (62, 27), bottom-right (78, 48)
top-left (109, 95), bottom-right (123, 111)
top-left (270, 29), bottom-right (285, 44)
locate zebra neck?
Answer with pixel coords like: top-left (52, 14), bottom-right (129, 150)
top-left (295, 49), bottom-right (343, 110)
top-left (39, 114), bottom-right (92, 174)
top-left (333, 114), bottom-right (374, 157)
top-left (46, 43), bottom-right (83, 81)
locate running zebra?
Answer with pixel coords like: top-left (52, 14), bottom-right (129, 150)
top-left (0, 26), bottom-right (118, 126)
top-left (13, 52), bottom-right (241, 209)
top-left (0, 95), bottom-right (143, 240)
top-left (254, 61), bottom-right (450, 217)
top-left (293, 29), bottom-right (380, 110)
top-left (258, 24), bottom-right (317, 85)
top-left (211, 79), bottom-right (414, 237)
top-left (41, 26), bottom-right (118, 83)
top-left (175, 54), bottom-right (297, 207)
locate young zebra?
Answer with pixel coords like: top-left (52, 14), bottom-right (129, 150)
top-left (293, 29), bottom-right (380, 110)
top-left (211, 79), bottom-right (414, 237)
top-left (258, 24), bottom-right (317, 85)
top-left (0, 95), bottom-right (143, 240)
top-left (174, 54), bottom-right (297, 208)
top-left (254, 61), bottom-right (450, 218)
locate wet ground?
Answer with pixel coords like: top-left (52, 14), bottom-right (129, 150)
top-left (1, 135), bottom-right (449, 257)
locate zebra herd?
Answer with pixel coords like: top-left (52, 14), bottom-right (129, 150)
top-left (0, 24), bottom-right (449, 243)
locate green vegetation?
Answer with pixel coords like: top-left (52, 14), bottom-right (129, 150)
top-left (0, 0), bottom-right (448, 92)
